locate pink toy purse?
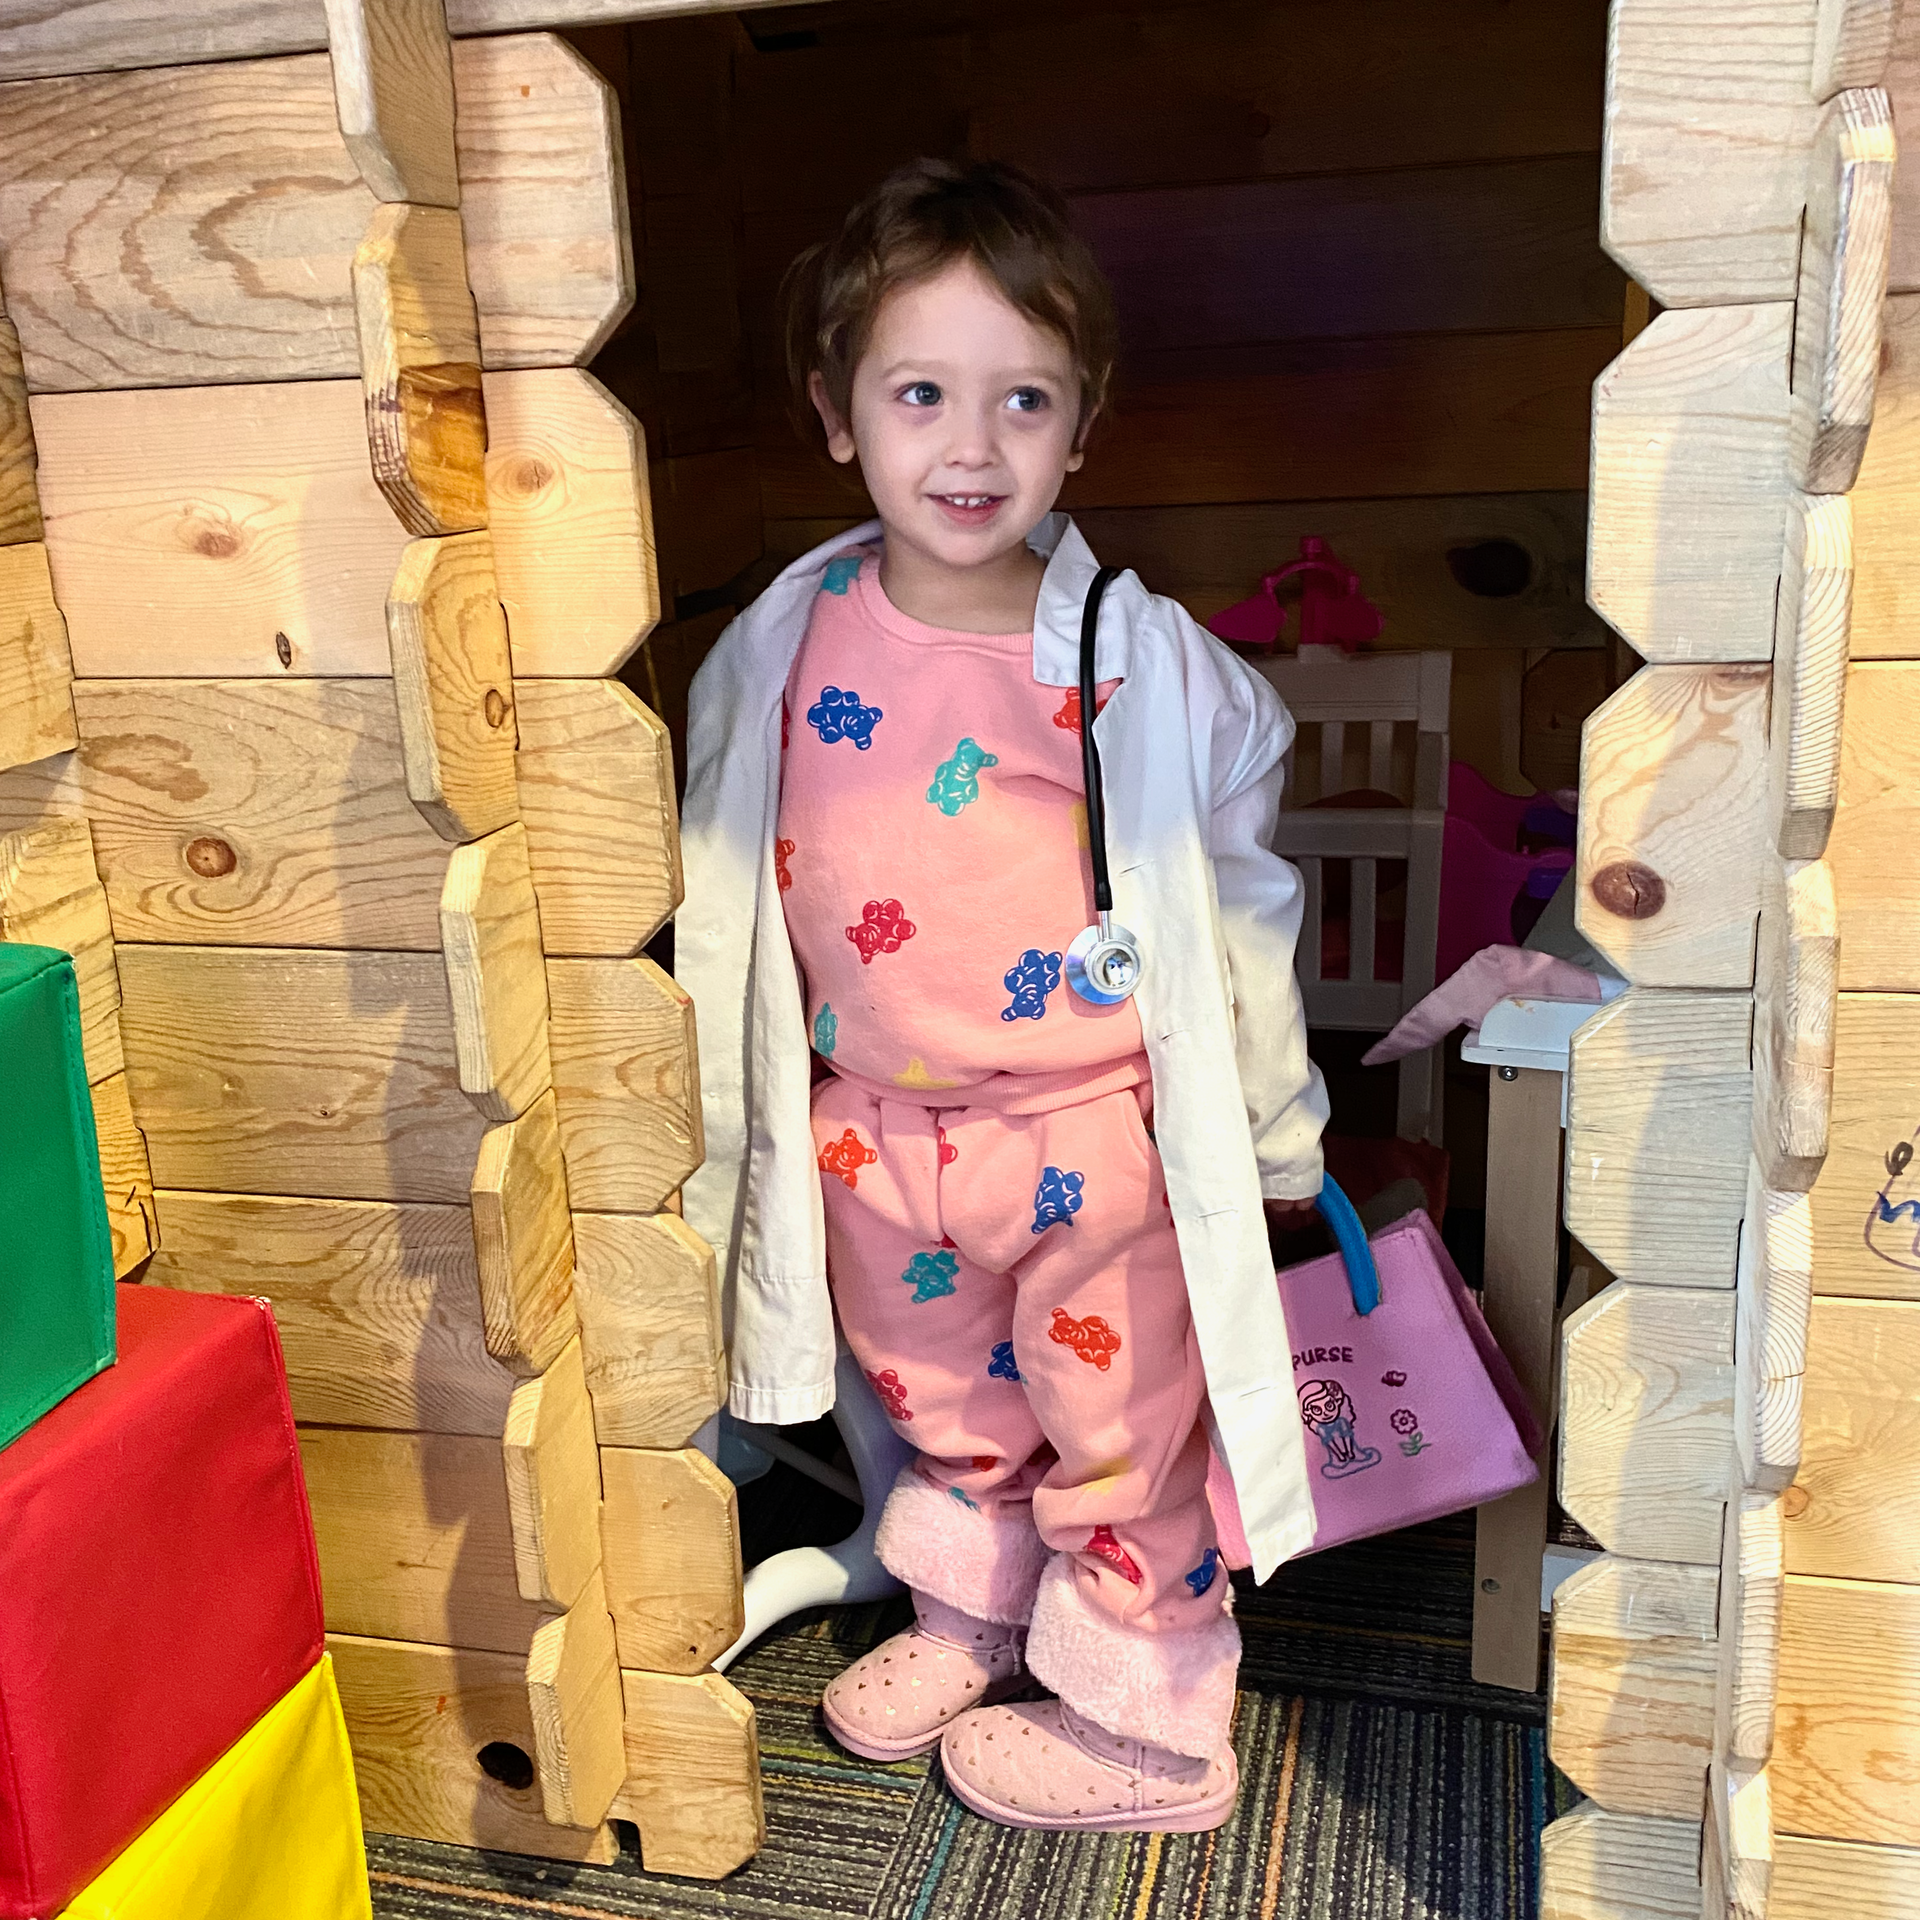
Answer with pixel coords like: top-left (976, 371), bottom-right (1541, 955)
top-left (1208, 1177), bottom-right (1543, 1562)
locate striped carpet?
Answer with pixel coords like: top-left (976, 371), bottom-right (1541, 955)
top-left (366, 1517), bottom-right (1576, 1919)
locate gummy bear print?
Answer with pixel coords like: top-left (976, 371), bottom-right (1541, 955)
top-left (775, 838), bottom-right (795, 893)
top-left (1085, 1523), bottom-right (1144, 1585)
top-left (1031, 1165), bottom-right (1085, 1233)
top-left (1048, 1306), bottom-right (1122, 1371)
top-left (1001, 947), bottom-right (1063, 1022)
top-left (936, 1123), bottom-right (957, 1166)
top-left (1053, 688), bottom-right (1083, 735)
top-left (1184, 1547), bottom-right (1221, 1598)
top-left (847, 899), bottom-right (916, 963)
top-left (987, 1340), bottom-right (1022, 1383)
top-left (807, 685), bottom-right (883, 749)
top-left (900, 1248), bottom-right (958, 1304)
top-left (817, 1127), bottom-right (878, 1189)
top-left (926, 737), bottom-right (999, 816)
top-left (867, 1368), bottom-right (913, 1421)
top-left (812, 1003), bottom-right (838, 1057)
top-left (821, 555), bottom-right (861, 594)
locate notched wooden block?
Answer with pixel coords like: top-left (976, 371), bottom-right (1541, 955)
top-left (1769, 493), bottom-right (1852, 861)
top-left (1735, 1169), bottom-right (1813, 1496)
top-left (0, 816), bottom-right (122, 1084)
top-left (503, 1332), bottom-right (603, 1613)
top-left (1704, 1761), bottom-right (1772, 1920)
top-left (441, 818), bottom-right (551, 1122)
top-left (471, 1088), bottom-right (576, 1377)
top-left (323, 0), bottom-right (460, 208)
top-left (599, 1446), bottom-right (743, 1675)
top-left (89, 1070), bottom-right (155, 1277)
top-left (526, 1567), bottom-right (624, 1831)
top-left (0, 311), bottom-right (42, 547)
top-left (0, 541), bottom-right (76, 773)
top-left (1752, 857), bottom-right (1838, 1192)
top-left (1537, 1801), bottom-right (1702, 1920)
top-left (1716, 1489), bottom-right (1785, 1768)
top-left (611, 1668), bottom-right (764, 1882)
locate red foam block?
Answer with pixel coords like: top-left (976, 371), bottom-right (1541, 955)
top-left (0, 1285), bottom-right (324, 1918)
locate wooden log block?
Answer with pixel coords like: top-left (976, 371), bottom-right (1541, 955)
top-left (1704, 1761), bottom-right (1773, 1920)
top-left (516, 679), bottom-right (679, 959)
top-left (1718, 1490), bottom-right (1787, 1766)
top-left (1538, 1802), bottom-right (1702, 1920)
top-left (328, 1630), bottom-right (616, 1862)
top-left (353, 203), bottom-right (488, 538)
top-left (116, 945), bottom-right (488, 1205)
top-left (1773, 1832), bottom-right (1920, 1917)
top-left (485, 368), bottom-right (658, 678)
top-left (571, 1212), bottom-right (723, 1449)
top-left (470, 1090), bottom-right (576, 1377)
top-left (1565, 991), bottom-right (1754, 1288)
top-left (1773, 1571), bottom-right (1920, 1845)
top-left (146, 1190), bottom-right (516, 1435)
top-left (89, 1068), bottom-right (154, 1276)
top-left (1601, 0), bottom-right (1818, 306)
top-left (1736, 1171), bottom-right (1814, 1494)
top-left (299, 1423), bottom-right (552, 1652)
top-left (1850, 291), bottom-right (1920, 658)
top-left (0, 36), bottom-right (631, 390)
top-left (611, 1668), bottom-right (764, 1881)
top-left (0, 816), bottom-right (121, 1083)
top-left (1812, 993), bottom-right (1920, 1300)
top-left (1790, 90), bottom-right (1897, 492)
top-left (525, 1568), bottom-right (624, 1830)
top-left (0, 540), bottom-right (74, 772)
top-left (1831, 663), bottom-right (1920, 989)
top-left (1576, 664), bottom-right (1770, 987)
top-left (1558, 1282), bottom-right (1735, 1565)
top-left (1753, 857), bottom-right (1839, 1192)
top-left (0, 307), bottom-right (40, 546)
top-left (545, 956), bottom-right (702, 1215)
top-left (440, 820), bottom-right (550, 1122)
top-left (599, 1446), bottom-right (742, 1674)
top-left (1814, 0), bottom-right (1910, 97)
top-left (1586, 305), bottom-right (1791, 665)
top-left (1787, 1296), bottom-right (1920, 1582)
top-left (1770, 493), bottom-right (1852, 862)
top-left (388, 531), bottom-right (519, 843)
top-left (1548, 1555), bottom-right (1720, 1818)
top-left (502, 1332), bottom-right (601, 1614)
top-left (323, 0), bottom-right (459, 207)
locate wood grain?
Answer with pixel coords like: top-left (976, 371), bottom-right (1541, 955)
top-left (328, 1630), bottom-right (616, 1862)
top-left (89, 1068), bottom-right (154, 1275)
top-left (503, 1332), bottom-right (602, 1613)
top-left (470, 1089), bottom-right (576, 1377)
top-left (599, 1445), bottom-right (743, 1674)
top-left (388, 531), bottom-right (518, 844)
top-left (1773, 1572), bottom-right (1920, 1845)
top-left (571, 1212), bottom-right (723, 1449)
top-left (1718, 1489), bottom-right (1786, 1766)
top-left (1773, 1833), bottom-right (1920, 1916)
top-left (0, 311), bottom-right (40, 546)
top-left (0, 35), bottom-right (630, 390)
top-left (612, 1668), bottom-right (764, 1881)
top-left (1849, 290), bottom-right (1920, 657)
top-left (146, 1189), bottom-right (516, 1434)
top-left (440, 820), bottom-right (550, 1122)
top-left (526, 1569), bottom-right (624, 1830)
top-left (1753, 857), bottom-right (1839, 1193)
top-left (1810, 993), bottom-right (1920, 1301)
top-left (1814, 0), bottom-right (1908, 96)
top-left (0, 816), bottom-right (121, 1084)
top-left (1538, 1802), bottom-right (1701, 1919)
top-left (545, 956), bottom-right (702, 1215)
top-left (116, 944), bottom-right (487, 1204)
top-left (1737, 1173), bottom-right (1815, 1495)
top-left (1558, 1282), bottom-right (1734, 1565)
top-left (1548, 1555), bottom-right (1720, 1818)
top-left (1587, 304), bottom-right (1793, 666)
top-left (1564, 990), bottom-right (1754, 1289)
top-left (516, 679), bottom-right (679, 959)
top-left (1771, 493), bottom-right (1853, 861)
top-left (0, 540), bottom-right (74, 772)
top-left (323, 0), bottom-right (459, 207)
top-left (1705, 1760), bottom-right (1773, 1920)
top-left (1831, 663), bottom-right (1920, 989)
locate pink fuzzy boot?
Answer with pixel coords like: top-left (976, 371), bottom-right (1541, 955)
top-left (822, 1595), bottom-right (1029, 1761)
top-left (939, 1698), bottom-right (1239, 1832)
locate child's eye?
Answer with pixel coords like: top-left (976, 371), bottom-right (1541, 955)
top-left (1007, 387), bottom-right (1050, 413)
top-left (900, 381), bottom-right (942, 407)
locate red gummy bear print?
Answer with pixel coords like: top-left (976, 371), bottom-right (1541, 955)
top-left (781, 701), bottom-right (791, 752)
top-left (1053, 689), bottom-right (1083, 735)
top-left (846, 898), bottom-right (916, 964)
top-left (937, 1123), bottom-right (957, 1167)
top-left (775, 838), bottom-right (795, 893)
top-left (1085, 1523), bottom-right (1144, 1585)
top-left (817, 1127), bottom-right (879, 1189)
top-left (867, 1368), bottom-right (913, 1422)
top-left (1048, 1307), bottom-right (1122, 1371)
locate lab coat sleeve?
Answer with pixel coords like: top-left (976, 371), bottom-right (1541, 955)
top-left (1209, 674), bottom-right (1331, 1202)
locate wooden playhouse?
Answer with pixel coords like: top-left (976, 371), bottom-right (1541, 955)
top-left (0, 0), bottom-right (1913, 1910)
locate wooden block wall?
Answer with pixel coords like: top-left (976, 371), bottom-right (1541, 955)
top-left (1545, 5), bottom-right (1920, 1912)
top-left (0, 10), bottom-right (759, 1879)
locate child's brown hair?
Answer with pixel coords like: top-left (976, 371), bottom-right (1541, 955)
top-left (782, 158), bottom-right (1119, 446)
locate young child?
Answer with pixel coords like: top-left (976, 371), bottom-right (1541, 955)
top-left (679, 160), bottom-right (1328, 1833)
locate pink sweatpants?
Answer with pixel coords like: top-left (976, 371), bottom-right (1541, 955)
top-left (814, 1071), bottom-right (1242, 1758)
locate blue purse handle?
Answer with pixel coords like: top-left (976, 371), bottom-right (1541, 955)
top-left (1313, 1173), bottom-right (1380, 1317)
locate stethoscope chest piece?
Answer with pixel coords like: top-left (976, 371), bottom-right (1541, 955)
top-left (1067, 914), bottom-right (1143, 1006)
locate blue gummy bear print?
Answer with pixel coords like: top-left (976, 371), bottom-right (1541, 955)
top-left (926, 737), bottom-right (999, 816)
top-left (948, 1483), bottom-right (981, 1512)
top-left (1184, 1548), bottom-right (1221, 1598)
top-left (1000, 947), bottom-right (1063, 1023)
top-left (820, 555), bottom-right (861, 595)
top-left (806, 686), bottom-right (883, 749)
top-left (901, 1248), bottom-right (958, 1304)
top-left (988, 1340), bottom-right (1022, 1383)
top-left (1031, 1166), bottom-right (1085, 1234)
top-left (812, 1003), bottom-right (838, 1057)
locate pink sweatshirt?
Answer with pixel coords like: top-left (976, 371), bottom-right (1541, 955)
top-left (777, 550), bottom-right (1142, 1108)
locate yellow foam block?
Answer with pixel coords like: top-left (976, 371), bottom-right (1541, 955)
top-left (62, 1656), bottom-right (371, 1919)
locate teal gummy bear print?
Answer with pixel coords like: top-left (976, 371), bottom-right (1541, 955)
top-left (812, 1003), bottom-right (837, 1057)
top-left (926, 737), bottom-right (999, 816)
top-left (821, 556), bottom-right (861, 594)
top-left (901, 1248), bottom-right (958, 1303)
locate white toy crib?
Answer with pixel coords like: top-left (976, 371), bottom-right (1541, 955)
top-left (1247, 650), bottom-right (1450, 1144)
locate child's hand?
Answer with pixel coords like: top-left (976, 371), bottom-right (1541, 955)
top-left (1263, 1195), bottom-right (1318, 1227)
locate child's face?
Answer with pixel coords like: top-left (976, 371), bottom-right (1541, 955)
top-left (812, 256), bottom-right (1085, 581)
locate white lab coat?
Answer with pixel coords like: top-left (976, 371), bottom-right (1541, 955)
top-left (677, 513), bottom-right (1330, 1579)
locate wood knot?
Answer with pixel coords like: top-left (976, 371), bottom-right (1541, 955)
top-left (484, 688), bottom-right (509, 729)
top-left (184, 835), bottom-right (237, 878)
top-left (186, 515), bottom-right (242, 559)
top-left (1782, 1484), bottom-right (1811, 1520)
top-left (274, 631), bottom-right (293, 669)
top-left (507, 455), bottom-right (555, 496)
top-left (1589, 860), bottom-right (1666, 920)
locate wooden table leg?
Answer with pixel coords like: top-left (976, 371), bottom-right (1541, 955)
top-left (1472, 1064), bottom-right (1563, 1691)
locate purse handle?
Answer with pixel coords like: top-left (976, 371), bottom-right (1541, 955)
top-left (1314, 1174), bottom-right (1380, 1317)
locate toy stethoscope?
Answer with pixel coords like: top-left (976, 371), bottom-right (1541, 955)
top-left (1065, 565), bottom-right (1145, 1006)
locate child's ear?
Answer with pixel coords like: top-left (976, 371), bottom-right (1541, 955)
top-left (1066, 403), bottom-right (1099, 473)
top-left (808, 371), bottom-right (858, 466)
